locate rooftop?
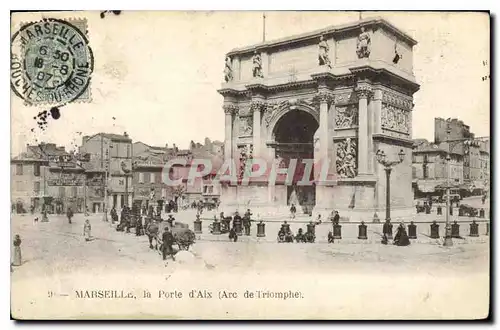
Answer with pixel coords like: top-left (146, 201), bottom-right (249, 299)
top-left (227, 16), bottom-right (417, 56)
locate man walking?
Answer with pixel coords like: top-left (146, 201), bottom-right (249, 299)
top-left (66, 207), bottom-right (74, 224)
top-left (162, 227), bottom-right (175, 261)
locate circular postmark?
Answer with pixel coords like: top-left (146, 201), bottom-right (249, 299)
top-left (11, 18), bottom-right (94, 106)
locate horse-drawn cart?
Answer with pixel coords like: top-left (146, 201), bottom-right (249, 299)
top-left (145, 219), bottom-right (196, 251)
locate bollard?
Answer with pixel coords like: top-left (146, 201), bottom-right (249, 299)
top-left (234, 220), bottom-right (243, 236)
top-left (451, 221), bottom-right (460, 238)
top-left (430, 221), bottom-right (440, 239)
top-left (469, 221), bottom-right (479, 237)
top-left (333, 224), bottom-right (342, 239)
top-left (479, 209), bottom-right (485, 218)
top-left (257, 221), bottom-right (265, 237)
top-left (437, 206), bottom-right (442, 215)
top-left (194, 217), bottom-right (202, 234)
top-left (358, 221), bottom-right (367, 239)
top-left (307, 222), bottom-right (316, 235)
top-left (212, 220), bottom-right (221, 235)
top-left (408, 221), bottom-right (417, 239)
top-left (486, 222), bottom-right (489, 236)
top-left (383, 220), bottom-right (393, 240)
top-left (425, 206), bottom-right (431, 214)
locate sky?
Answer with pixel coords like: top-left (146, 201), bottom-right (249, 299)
top-left (10, 11), bottom-right (490, 156)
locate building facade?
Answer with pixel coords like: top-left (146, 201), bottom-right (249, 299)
top-left (11, 157), bottom-right (46, 213)
top-left (412, 118), bottom-right (489, 197)
top-left (79, 132), bottom-right (133, 210)
top-left (411, 140), bottom-right (463, 196)
top-left (219, 17), bottom-right (419, 221)
top-left (132, 142), bottom-right (170, 210)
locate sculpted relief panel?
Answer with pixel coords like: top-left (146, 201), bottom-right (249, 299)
top-left (239, 116), bottom-right (253, 137)
top-left (335, 138), bottom-right (357, 178)
top-left (335, 104), bottom-right (358, 129)
top-left (237, 144), bottom-right (253, 179)
top-left (381, 104), bottom-right (410, 134)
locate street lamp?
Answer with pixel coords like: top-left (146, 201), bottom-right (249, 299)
top-left (443, 153), bottom-right (453, 246)
top-left (376, 149), bottom-right (406, 222)
top-left (442, 124), bottom-right (453, 247)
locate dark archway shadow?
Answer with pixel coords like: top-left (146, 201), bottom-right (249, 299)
top-left (273, 110), bottom-right (319, 214)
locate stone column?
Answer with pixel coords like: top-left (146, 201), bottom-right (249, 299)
top-left (251, 101), bottom-right (265, 159)
top-left (355, 85), bottom-right (372, 176)
top-left (223, 104), bottom-right (237, 161)
top-left (317, 90), bottom-right (333, 167)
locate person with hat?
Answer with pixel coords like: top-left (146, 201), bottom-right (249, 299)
top-left (161, 227), bottom-right (176, 261)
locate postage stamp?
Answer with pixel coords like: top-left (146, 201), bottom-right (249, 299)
top-left (10, 18), bottom-right (94, 106)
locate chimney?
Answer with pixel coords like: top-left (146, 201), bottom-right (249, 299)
top-left (165, 143), bottom-right (169, 149)
top-left (82, 135), bottom-right (89, 145)
top-left (124, 131), bottom-right (128, 137)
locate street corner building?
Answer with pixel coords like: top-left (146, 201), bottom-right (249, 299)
top-left (218, 17), bottom-right (420, 222)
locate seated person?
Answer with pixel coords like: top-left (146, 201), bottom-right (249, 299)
top-left (295, 228), bottom-right (305, 243)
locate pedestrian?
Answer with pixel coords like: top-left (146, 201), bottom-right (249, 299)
top-left (83, 219), bottom-right (92, 241)
top-left (333, 210), bottom-right (340, 225)
top-left (393, 223), bottom-right (410, 246)
top-left (42, 208), bottom-right (49, 222)
top-left (162, 227), bottom-right (175, 261)
top-left (12, 234), bottom-right (22, 266)
top-left (67, 207), bottom-right (74, 224)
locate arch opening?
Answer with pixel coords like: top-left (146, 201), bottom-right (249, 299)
top-left (273, 109), bottom-right (318, 214)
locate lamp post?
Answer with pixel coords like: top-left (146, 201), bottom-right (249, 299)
top-left (376, 149), bottom-right (406, 222)
top-left (443, 152), bottom-right (453, 246)
top-left (443, 123), bottom-right (454, 247)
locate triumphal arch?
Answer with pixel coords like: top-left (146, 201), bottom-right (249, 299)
top-left (218, 17), bottom-right (420, 222)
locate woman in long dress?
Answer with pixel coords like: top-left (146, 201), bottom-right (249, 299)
top-left (83, 219), bottom-right (92, 241)
top-left (12, 235), bottom-right (22, 266)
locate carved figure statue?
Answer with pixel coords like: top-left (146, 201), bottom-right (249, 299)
top-left (318, 35), bottom-right (331, 67)
top-left (336, 138), bottom-right (357, 178)
top-left (356, 27), bottom-right (371, 59)
top-left (238, 145), bottom-right (254, 179)
top-left (224, 56), bottom-right (233, 82)
top-left (252, 51), bottom-right (263, 78)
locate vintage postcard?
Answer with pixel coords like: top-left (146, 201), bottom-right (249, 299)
top-left (10, 11), bottom-right (490, 320)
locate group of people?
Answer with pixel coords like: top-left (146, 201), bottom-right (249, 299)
top-left (277, 221), bottom-right (316, 243)
top-left (382, 221), bottom-right (411, 246)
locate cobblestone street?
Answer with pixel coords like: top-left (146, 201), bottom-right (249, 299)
top-left (11, 207), bottom-right (490, 319)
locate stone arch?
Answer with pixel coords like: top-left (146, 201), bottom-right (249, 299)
top-left (267, 102), bottom-right (319, 141)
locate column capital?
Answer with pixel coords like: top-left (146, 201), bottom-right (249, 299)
top-left (355, 85), bottom-right (373, 99)
top-left (250, 100), bottom-right (266, 113)
top-left (223, 104), bottom-right (238, 115)
top-left (315, 89), bottom-right (335, 104)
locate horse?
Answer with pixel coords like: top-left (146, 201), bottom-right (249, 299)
top-left (145, 220), bottom-right (166, 250)
top-left (146, 220), bottom-right (195, 251)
